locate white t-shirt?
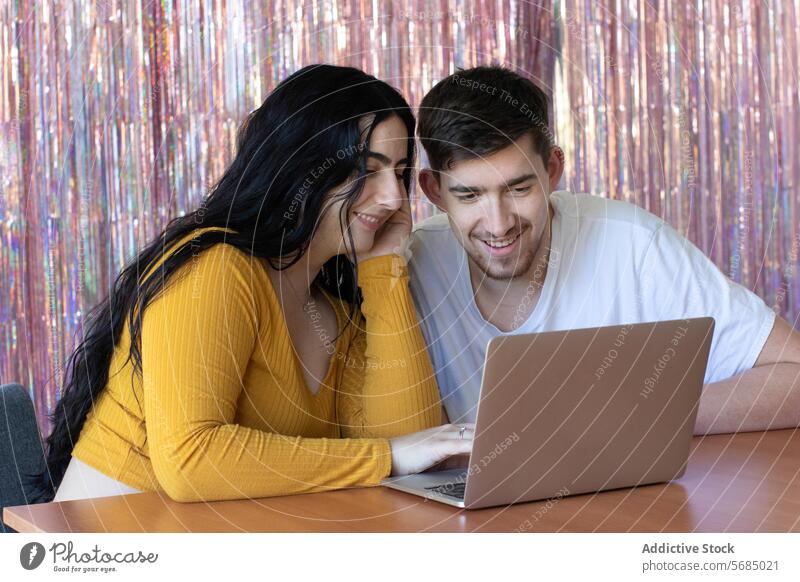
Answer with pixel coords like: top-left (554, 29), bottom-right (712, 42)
top-left (408, 190), bottom-right (776, 423)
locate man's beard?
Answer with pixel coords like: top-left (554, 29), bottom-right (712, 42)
top-left (467, 235), bottom-right (538, 281)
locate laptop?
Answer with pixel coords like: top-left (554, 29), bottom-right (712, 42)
top-left (381, 317), bottom-right (715, 509)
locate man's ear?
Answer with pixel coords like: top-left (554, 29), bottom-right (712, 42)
top-left (418, 169), bottom-right (446, 212)
top-left (546, 146), bottom-right (565, 191)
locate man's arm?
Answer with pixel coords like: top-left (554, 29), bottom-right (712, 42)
top-left (695, 316), bottom-right (800, 434)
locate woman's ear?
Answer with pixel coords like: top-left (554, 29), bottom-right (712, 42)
top-left (418, 169), bottom-right (445, 212)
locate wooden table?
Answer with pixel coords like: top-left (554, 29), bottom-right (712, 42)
top-left (6, 429), bottom-right (800, 533)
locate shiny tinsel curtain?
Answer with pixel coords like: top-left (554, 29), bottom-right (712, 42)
top-left (553, 0), bottom-right (799, 322)
top-left (1, 0), bottom-right (798, 434)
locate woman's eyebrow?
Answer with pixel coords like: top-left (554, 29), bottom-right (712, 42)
top-left (366, 151), bottom-right (409, 167)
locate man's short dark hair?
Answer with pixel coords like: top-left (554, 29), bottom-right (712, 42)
top-left (417, 66), bottom-right (554, 172)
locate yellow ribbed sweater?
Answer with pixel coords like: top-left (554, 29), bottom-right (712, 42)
top-left (71, 227), bottom-right (441, 502)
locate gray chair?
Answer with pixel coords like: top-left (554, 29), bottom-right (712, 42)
top-left (0, 383), bottom-right (50, 533)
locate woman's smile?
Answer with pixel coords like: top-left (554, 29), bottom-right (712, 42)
top-left (352, 210), bottom-right (387, 231)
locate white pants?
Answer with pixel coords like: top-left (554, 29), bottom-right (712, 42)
top-left (53, 457), bottom-right (142, 502)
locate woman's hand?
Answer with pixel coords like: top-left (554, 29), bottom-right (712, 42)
top-left (358, 192), bottom-right (412, 262)
top-left (388, 423), bottom-right (475, 476)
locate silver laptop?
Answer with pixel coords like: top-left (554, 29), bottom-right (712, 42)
top-left (382, 317), bottom-right (715, 509)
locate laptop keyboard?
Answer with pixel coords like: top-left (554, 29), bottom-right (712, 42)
top-left (425, 482), bottom-right (466, 500)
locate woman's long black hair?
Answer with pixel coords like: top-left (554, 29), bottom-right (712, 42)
top-left (27, 64), bottom-right (416, 502)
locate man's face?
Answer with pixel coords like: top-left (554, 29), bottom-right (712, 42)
top-left (420, 133), bottom-right (563, 281)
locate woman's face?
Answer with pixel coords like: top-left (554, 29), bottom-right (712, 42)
top-left (313, 114), bottom-right (410, 260)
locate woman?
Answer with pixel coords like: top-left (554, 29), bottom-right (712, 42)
top-left (33, 64), bottom-right (473, 503)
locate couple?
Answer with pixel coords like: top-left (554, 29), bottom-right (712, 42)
top-left (45, 64), bottom-right (800, 503)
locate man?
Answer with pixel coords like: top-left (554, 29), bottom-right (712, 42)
top-left (408, 65), bottom-right (800, 434)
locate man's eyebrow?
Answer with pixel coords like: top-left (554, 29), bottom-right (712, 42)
top-left (366, 151), bottom-right (409, 166)
top-left (449, 183), bottom-right (486, 194)
top-left (504, 172), bottom-right (538, 187)
top-left (448, 172), bottom-right (539, 194)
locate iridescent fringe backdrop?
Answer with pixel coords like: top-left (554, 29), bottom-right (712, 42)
top-left (1, 1), bottom-right (797, 432)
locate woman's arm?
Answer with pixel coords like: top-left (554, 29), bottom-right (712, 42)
top-left (337, 253), bottom-right (442, 439)
top-left (142, 245), bottom-right (391, 502)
